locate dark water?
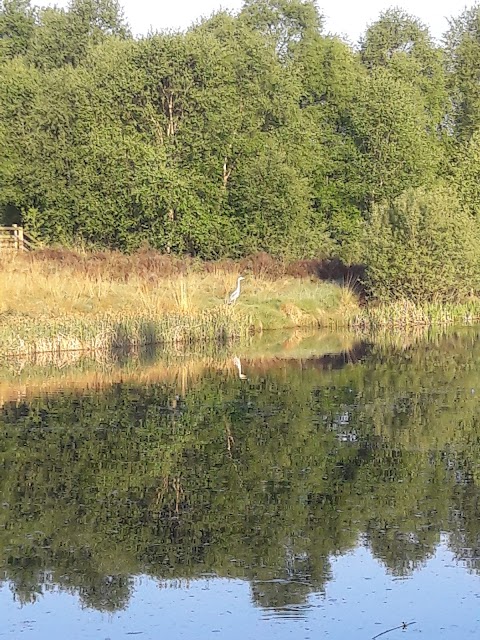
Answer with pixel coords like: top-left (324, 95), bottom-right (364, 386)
top-left (1, 328), bottom-right (480, 639)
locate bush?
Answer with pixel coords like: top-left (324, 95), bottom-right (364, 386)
top-left (363, 184), bottom-right (480, 302)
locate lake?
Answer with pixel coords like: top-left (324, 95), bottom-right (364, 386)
top-left (1, 327), bottom-right (480, 639)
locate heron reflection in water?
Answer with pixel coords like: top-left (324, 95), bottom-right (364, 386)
top-left (233, 356), bottom-right (247, 380)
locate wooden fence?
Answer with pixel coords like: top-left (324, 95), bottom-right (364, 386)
top-left (0, 225), bottom-right (37, 251)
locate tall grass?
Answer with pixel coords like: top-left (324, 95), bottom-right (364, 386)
top-left (0, 309), bottom-right (251, 358)
top-left (0, 252), bottom-right (356, 356)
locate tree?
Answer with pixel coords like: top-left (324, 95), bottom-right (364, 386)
top-left (240, 0), bottom-right (323, 60)
top-left (27, 0), bottom-right (130, 69)
top-left (2, 0), bottom-right (479, 263)
top-left (0, 0), bottom-right (36, 60)
top-left (360, 8), bottom-right (448, 127)
top-left (453, 127), bottom-right (480, 217)
top-left (295, 34), bottom-right (367, 262)
top-left (348, 68), bottom-right (441, 206)
top-left (0, 56), bottom-right (40, 221)
top-left (444, 3), bottom-right (480, 141)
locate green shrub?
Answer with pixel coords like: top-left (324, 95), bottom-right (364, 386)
top-left (454, 129), bottom-right (480, 218)
top-left (364, 184), bottom-right (480, 302)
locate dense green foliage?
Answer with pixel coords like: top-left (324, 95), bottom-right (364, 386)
top-left (1, 328), bottom-right (480, 611)
top-left (2, 0), bottom-right (480, 296)
top-left (364, 185), bottom-right (480, 300)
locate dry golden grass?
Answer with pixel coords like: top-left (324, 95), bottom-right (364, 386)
top-left (4, 248), bottom-right (476, 360)
top-left (0, 253), bottom-right (224, 316)
top-left (0, 254), bottom-right (246, 356)
top-left (0, 252), bottom-right (342, 317)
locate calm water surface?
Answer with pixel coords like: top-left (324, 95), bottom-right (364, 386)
top-left (1, 328), bottom-right (480, 639)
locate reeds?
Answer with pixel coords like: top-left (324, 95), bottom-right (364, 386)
top-left (351, 298), bottom-right (480, 329)
top-left (0, 308), bottom-right (250, 359)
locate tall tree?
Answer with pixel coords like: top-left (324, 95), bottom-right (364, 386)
top-left (360, 8), bottom-right (448, 133)
top-left (0, 0), bottom-right (36, 60)
top-left (349, 68), bottom-right (441, 205)
top-left (295, 34), bottom-right (366, 262)
top-left (27, 0), bottom-right (130, 69)
top-left (444, 3), bottom-right (480, 141)
top-left (0, 56), bottom-right (40, 221)
top-left (453, 128), bottom-right (480, 217)
top-left (240, 0), bottom-right (323, 60)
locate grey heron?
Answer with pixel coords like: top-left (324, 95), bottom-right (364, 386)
top-left (227, 276), bottom-right (244, 304)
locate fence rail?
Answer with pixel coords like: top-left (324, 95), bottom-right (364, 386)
top-left (0, 225), bottom-right (37, 251)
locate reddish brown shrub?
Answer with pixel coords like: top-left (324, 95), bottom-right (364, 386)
top-left (27, 247), bottom-right (364, 286)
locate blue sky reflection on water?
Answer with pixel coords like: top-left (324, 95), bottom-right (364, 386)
top-left (1, 540), bottom-right (479, 640)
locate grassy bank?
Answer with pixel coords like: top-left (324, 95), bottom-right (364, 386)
top-left (0, 251), bottom-right (357, 357)
top-left (2, 250), bottom-right (480, 358)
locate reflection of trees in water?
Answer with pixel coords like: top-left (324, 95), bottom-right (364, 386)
top-left (250, 544), bottom-right (330, 611)
top-left (251, 579), bottom-right (314, 612)
top-left (365, 526), bottom-right (437, 577)
top-left (78, 575), bottom-right (133, 612)
top-left (1, 329), bottom-right (480, 612)
top-left (449, 484), bottom-right (480, 574)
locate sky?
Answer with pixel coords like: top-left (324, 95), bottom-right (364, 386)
top-left (42, 0), bottom-right (473, 43)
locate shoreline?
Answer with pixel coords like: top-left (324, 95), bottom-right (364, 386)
top-left (2, 250), bottom-right (480, 359)
top-left (1, 324), bottom-right (478, 407)
top-left (2, 300), bottom-right (480, 360)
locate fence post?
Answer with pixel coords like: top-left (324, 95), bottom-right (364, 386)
top-left (12, 224), bottom-right (18, 250)
top-left (18, 226), bottom-right (24, 251)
